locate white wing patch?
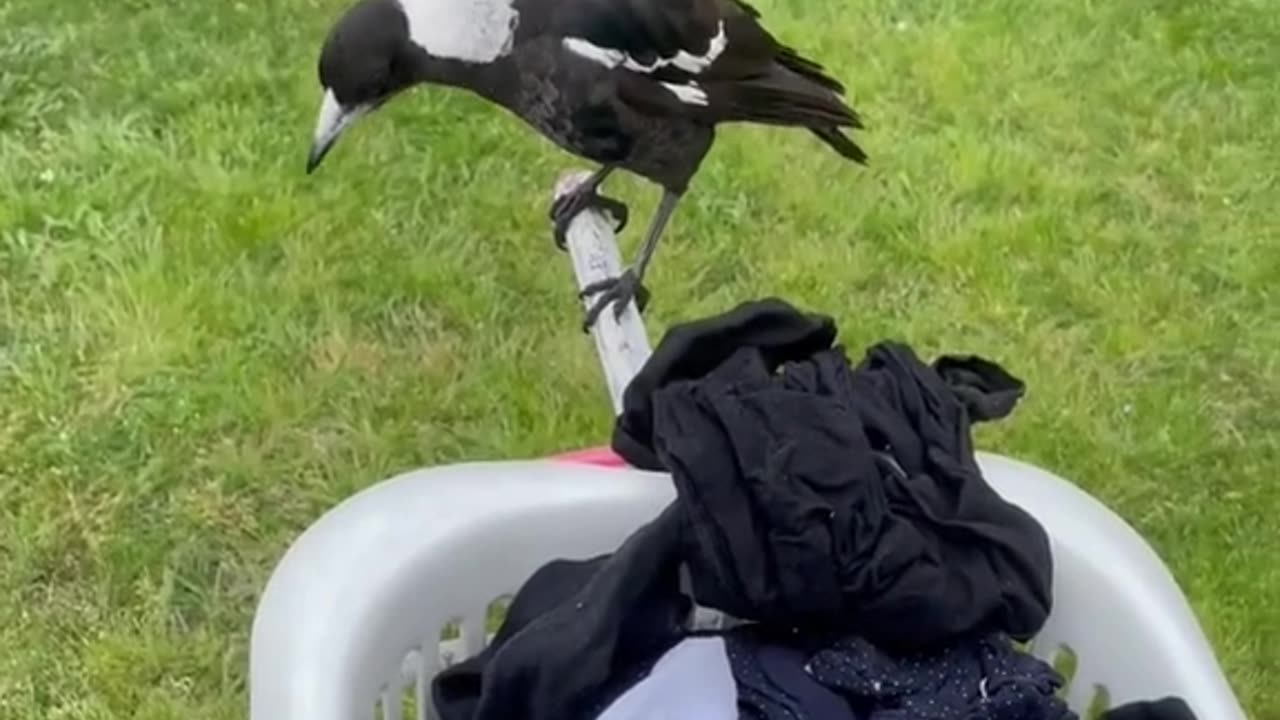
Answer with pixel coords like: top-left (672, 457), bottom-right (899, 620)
top-left (398, 0), bottom-right (519, 63)
top-left (628, 22), bottom-right (727, 73)
top-left (563, 20), bottom-right (728, 75)
top-left (661, 81), bottom-right (708, 106)
top-left (562, 37), bottom-right (625, 67)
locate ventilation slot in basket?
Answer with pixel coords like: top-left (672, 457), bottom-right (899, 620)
top-left (1085, 685), bottom-right (1112, 720)
top-left (487, 594), bottom-right (513, 636)
top-left (379, 683), bottom-right (419, 720)
top-left (389, 596), bottom-right (514, 720)
top-left (438, 618), bottom-right (464, 668)
top-left (1048, 643), bottom-right (1111, 719)
top-left (1051, 643), bottom-right (1079, 690)
top-left (378, 648), bottom-right (425, 720)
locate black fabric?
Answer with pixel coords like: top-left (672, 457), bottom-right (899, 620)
top-left (613, 297), bottom-right (838, 470)
top-left (433, 298), bottom-right (1058, 718)
top-left (806, 632), bottom-right (1073, 720)
top-left (1099, 698), bottom-right (1198, 720)
top-left (619, 298), bottom-right (1051, 650)
top-left (726, 626), bottom-right (855, 719)
top-left (431, 554), bottom-right (608, 718)
top-left (432, 504), bottom-right (690, 720)
top-left (932, 354), bottom-right (1027, 423)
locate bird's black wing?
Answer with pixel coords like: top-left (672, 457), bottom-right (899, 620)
top-left (547, 0), bottom-right (728, 77)
top-left (521, 0), bottom-right (866, 160)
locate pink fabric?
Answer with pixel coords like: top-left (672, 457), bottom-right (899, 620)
top-left (552, 446), bottom-right (628, 467)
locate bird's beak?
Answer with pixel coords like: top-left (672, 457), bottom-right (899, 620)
top-left (307, 89), bottom-right (370, 174)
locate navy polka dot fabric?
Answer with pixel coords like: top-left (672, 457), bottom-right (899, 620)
top-left (726, 628), bottom-right (1075, 719)
top-left (808, 634), bottom-right (1073, 719)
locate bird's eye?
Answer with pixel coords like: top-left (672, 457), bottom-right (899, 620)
top-left (368, 62), bottom-right (404, 101)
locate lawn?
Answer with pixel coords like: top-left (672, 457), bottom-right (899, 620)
top-left (1, 0), bottom-right (1277, 716)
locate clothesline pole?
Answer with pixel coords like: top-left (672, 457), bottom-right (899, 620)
top-left (554, 170), bottom-right (654, 414)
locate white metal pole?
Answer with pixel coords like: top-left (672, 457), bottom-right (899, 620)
top-left (554, 170), bottom-right (654, 414)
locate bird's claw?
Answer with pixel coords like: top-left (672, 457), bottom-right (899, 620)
top-left (578, 268), bottom-right (650, 332)
top-left (550, 187), bottom-right (629, 251)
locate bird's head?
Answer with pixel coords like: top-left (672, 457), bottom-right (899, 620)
top-left (307, 0), bottom-right (421, 173)
top-left (307, 0), bottom-right (520, 173)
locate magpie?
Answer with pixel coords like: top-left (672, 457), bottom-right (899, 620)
top-left (307, 0), bottom-right (867, 330)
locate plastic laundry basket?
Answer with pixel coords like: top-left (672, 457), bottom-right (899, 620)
top-left (247, 451), bottom-right (1247, 720)
top-left (247, 177), bottom-right (1249, 720)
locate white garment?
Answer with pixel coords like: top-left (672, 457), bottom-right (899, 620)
top-left (596, 637), bottom-right (736, 720)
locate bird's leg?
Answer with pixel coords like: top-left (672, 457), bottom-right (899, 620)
top-left (579, 189), bottom-right (682, 331)
top-left (549, 165), bottom-right (628, 251)
top-left (629, 189), bottom-right (680, 281)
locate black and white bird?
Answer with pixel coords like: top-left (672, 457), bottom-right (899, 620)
top-left (307, 0), bottom-right (866, 329)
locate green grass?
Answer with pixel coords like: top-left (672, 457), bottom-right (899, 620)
top-left (2, 0), bottom-right (1277, 716)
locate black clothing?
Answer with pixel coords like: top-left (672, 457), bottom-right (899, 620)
top-left (613, 297), bottom-right (838, 470)
top-left (624, 298), bottom-right (1051, 650)
top-left (1100, 698), bottom-right (1198, 720)
top-left (433, 298), bottom-right (1054, 718)
top-left (726, 626), bottom-right (857, 719)
top-left (432, 505), bottom-right (689, 720)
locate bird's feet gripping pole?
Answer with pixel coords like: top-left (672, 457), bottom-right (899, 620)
top-left (579, 268), bottom-right (651, 331)
top-left (578, 188), bottom-right (680, 331)
top-left (578, 188), bottom-right (680, 332)
top-left (549, 165), bottom-right (628, 251)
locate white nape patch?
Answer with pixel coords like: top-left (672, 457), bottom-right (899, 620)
top-left (397, 0), bottom-right (519, 63)
top-left (562, 20), bottom-right (728, 75)
top-left (661, 81), bottom-right (708, 106)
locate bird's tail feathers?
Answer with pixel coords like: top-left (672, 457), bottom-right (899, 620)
top-left (809, 126), bottom-right (868, 163)
top-left (709, 65), bottom-right (862, 124)
top-left (774, 45), bottom-right (846, 95)
top-left (704, 68), bottom-right (867, 163)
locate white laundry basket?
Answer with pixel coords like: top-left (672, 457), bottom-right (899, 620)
top-left (247, 453), bottom-right (1247, 720)
top-left (247, 175), bottom-right (1248, 720)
